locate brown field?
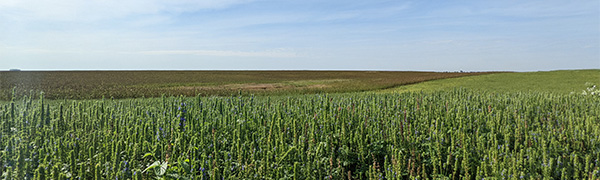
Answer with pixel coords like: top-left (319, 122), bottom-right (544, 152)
top-left (0, 71), bottom-right (495, 100)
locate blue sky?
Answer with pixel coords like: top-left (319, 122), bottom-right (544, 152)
top-left (0, 0), bottom-right (598, 71)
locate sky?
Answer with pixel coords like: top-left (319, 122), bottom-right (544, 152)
top-left (0, 0), bottom-right (598, 71)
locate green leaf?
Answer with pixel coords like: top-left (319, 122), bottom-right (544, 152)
top-left (142, 153), bottom-right (154, 159)
top-left (181, 160), bottom-right (191, 173)
top-left (166, 173), bottom-right (190, 180)
top-left (142, 161), bottom-right (161, 173)
top-left (155, 161), bottom-right (168, 176)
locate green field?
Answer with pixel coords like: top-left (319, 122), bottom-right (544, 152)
top-left (383, 69), bottom-right (600, 94)
top-left (1, 70), bottom-right (599, 179)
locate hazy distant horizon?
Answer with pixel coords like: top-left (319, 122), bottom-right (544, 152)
top-left (5, 68), bottom-right (599, 73)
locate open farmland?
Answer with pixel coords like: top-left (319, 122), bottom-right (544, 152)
top-left (1, 88), bottom-right (599, 179)
top-left (0, 70), bottom-right (599, 179)
top-left (0, 71), bottom-right (491, 100)
top-left (383, 69), bottom-right (600, 94)
top-left (2, 0), bottom-right (597, 179)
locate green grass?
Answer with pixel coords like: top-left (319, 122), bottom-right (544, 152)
top-left (382, 69), bottom-right (600, 94)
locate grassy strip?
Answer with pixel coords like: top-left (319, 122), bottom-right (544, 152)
top-left (381, 69), bottom-right (600, 94)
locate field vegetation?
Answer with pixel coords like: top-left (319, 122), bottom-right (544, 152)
top-left (0, 70), bottom-right (598, 179)
top-left (1, 89), bottom-right (598, 179)
top-left (0, 71), bottom-right (491, 100)
top-left (383, 69), bottom-right (600, 94)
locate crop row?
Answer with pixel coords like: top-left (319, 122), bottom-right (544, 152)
top-left (0, 89), bottom-right (598, 179)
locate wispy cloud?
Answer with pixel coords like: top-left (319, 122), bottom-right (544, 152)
top-left (1, 0), bottom-right (597, 71)
top-left (1, 44), bottom-right (300, 58)
top-left (1, 45), bottom-right (115, 54)
top-left (315, 2), bottom-right (411, 22)
top-left (480, 1), bottom-right (598, 18)
top-left (137, 49), bottom-right (300, 58)
top-left (0, 0), bottom-right (255, 22)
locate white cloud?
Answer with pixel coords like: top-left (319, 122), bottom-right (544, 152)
top-left (1, 44), bottom-right (300, 58)
top-left (0, 0), bottom-right (255, 22)
top-left (481, 1), bottom-right (598, 18)
top-left (316, 3), bottom-right (411, 22)
top-left (137, 49), bottom-right (300, 58)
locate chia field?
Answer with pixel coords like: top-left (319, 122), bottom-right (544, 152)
top-left (0, 70), bottom-right (599, 179)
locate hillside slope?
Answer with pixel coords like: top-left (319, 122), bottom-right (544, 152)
top-left (382, 69), bottom-right (600, 94)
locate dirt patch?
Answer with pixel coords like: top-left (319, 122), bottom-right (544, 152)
top-left (172, 82), bottom-right (330, 91)
top-left (173, 83), bottom-right (288, 91)
top-left (306, 84), bottom-right (328, 88)
top-left (230, 83), bottom-right (286, 90)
